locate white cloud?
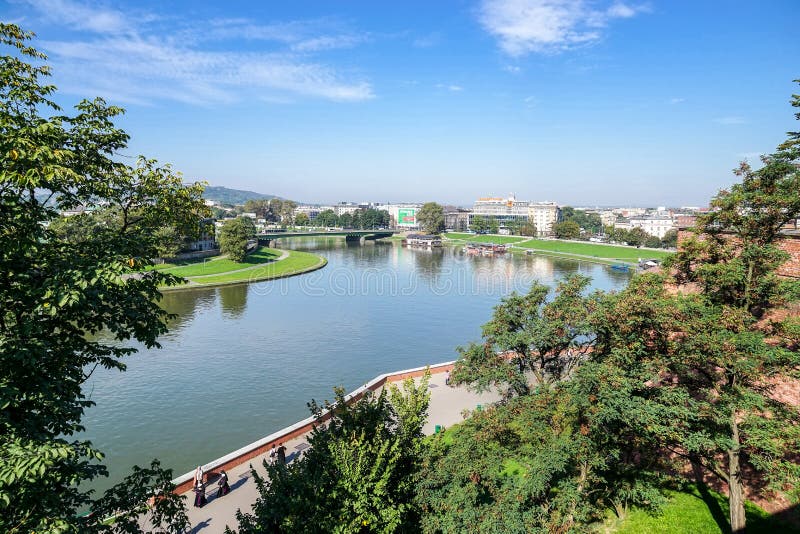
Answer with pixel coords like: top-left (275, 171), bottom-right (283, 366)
top-left (714, 116), bottom-right (747, 125)
top-left (669, 97), bottom-right (685, 104)
top-left (23, 0), bottom-right (374, 104)
top-left (478, 0), bottom-right (648, 56)
top-left (436, 83), bottom-right (464, 92)
top-left (503, 64), bottom-right (522, 73)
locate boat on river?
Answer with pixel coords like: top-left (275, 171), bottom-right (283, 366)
top-left (464, 243), bottom-right (507, 257)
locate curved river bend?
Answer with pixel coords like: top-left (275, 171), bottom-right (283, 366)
top-left (83, 238), bottom-right (631, 492)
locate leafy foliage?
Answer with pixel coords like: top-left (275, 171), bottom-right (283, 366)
top-left (416, 202), bottom-right (445, 234)
top-left (218, 217), bottom-right (256, 262)
top-left (0, 24), bottom-right (204, 532)
top-left (553, 220), bottom-right (581, 239)
top-left (452, 274), bottom-right (598, 398)
top-left (233, 375), bottom-right (431, 533)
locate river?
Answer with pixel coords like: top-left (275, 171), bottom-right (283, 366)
top-left (82, 237), bottom-right (631, 493)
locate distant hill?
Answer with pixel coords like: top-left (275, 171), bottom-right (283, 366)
top-left (202, 186), bottom-right (281, 205)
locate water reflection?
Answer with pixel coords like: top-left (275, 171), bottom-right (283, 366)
top-left (219, 284), bottom-right (248, 319)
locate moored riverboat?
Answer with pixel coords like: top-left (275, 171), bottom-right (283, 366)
top-left (403, 234), bottom-right (443, 248)
top-left (465, 243), bottom-right (507, 257)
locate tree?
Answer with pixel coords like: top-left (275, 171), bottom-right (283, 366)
top-left (625, 227), bottom-right (648, 247)
top-left (339, 212), bottom-right (353, 228)
top-left (417, 381), bottom-right (667, 532)
top-left (295, 212), bottom-right (310, 226)
top-left (416, 202), bottom-right (445, 234)
top-left (470, 215), bottom-right (489, 234)
top-left (553, 220), bottom-right (580, 239)
top-left (488, 218), bottom-right (499, 234)
top-left (316, 209), bottom-right (339, 227)
top-left (0, 24), bottom-right (203, 532)
top-left (518, 221), bottom-right (537, 237)
top-left (452, 274), bottom-right (598, 399)
top-left (643, 235), bottom-right (661, 249)
top-left (660, 228), bottom-right (678, 249)
top-left (218, 217), bottom-right (255, 262)
top-left (659, 104), bottom-right (800, 531)
top-left (560, 207), bottom-right (603, 234)
top-left (233, 375), bottom-right (430, 533)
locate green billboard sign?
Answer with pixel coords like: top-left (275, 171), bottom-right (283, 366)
top-left (397, 208), bottom-right (417, 226)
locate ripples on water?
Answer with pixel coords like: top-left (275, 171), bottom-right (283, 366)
top-left (82, 238), bottom-right (631, 492)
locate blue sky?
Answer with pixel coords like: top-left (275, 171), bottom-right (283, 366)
top-left (4, 0), bottom-right (799, 206)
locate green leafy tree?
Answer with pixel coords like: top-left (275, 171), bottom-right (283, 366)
top-left (452, 274), bottom-right (598, 398)
top-left (417, 382), bottom-right (666, 533)
top-left (233, 375), bottom-right (430, 533)
top-left (340, 211), bottom-right (354, 228)
top-left (488, 218), bottom-right (499, 234)
top-left (625, 227), bottom-right (648, 247)
top-left (470, 215), bottom-right (488, 234)
top-left (643, 235), bottom-right (661, 249)
top-left (518, 221), bottom-right (537, 237)
top-left (560, 207), bottom-right (603, 234)
top-left (218, 217), bottom-right (255, 262)
top-left (553, 220), bottom-right (580, 239)
top-left (316, 209), bottom-right (339, 227)
top-left (416, 202), bottom-right (445, 234)
top-left (295, 212), bottom-right (310, 226)
top-left (0, 24), bottom-right (204, 532)
top-left (659, 100), bottom-right (800, 531)
top-left (660, 228), bottom-right (678, 249)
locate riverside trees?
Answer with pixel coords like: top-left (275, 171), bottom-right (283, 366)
top-left (218, 216), bottom-right (256, 262)
top-left (0, 24), bottom-right (205, 532)
top-left (416, 202), bottom-right (445, 234)
top-left (233, 376), bottom-right (430, 533)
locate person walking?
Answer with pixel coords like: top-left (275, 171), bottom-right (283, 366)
top-left (277, 443), bottom-right (287, 466)
top-left (445, 370), bottom-right (451, 386)
top-left (194, 465), bottom-right (204, 485)
top-left (216, 469), bottom-right (230, 498)
top-left (193, 481), bottom-right (207, 508)
top-left (269, 443), bottom-right (277, 465)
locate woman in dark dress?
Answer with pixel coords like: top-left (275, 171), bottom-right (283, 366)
top-left (277, 443), bottom-right (287, 466)
top-left (193, 481), bottom-right (207, 508)
top-left (216, 469), bottom-right (230, 498)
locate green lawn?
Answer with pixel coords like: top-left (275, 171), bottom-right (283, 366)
top-left (188, 250), bottom-right (325, 286)
top-left (444, 233), bottom-right (529, 244)
top-left (516, 238), bottom-right (672, 261)
top-left (612, 485), bottom-right (789, 534)
top-left (159, 247), bottom-right (281, 277)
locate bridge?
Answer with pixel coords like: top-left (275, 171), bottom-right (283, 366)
top-left (256, 229), bottom-right (399, 247)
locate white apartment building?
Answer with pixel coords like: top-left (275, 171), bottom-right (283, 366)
top-left (527, 202), bottom-right (561, 236)
top-left (471, 196), bottom-right (530, 225)
top-left (627, 215), bottom-right (675, 238)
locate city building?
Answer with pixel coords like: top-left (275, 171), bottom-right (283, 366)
top-left (470, 195), bottom-right (530, 227)
top-left (627, 214), bottom-right (675, 238)
top-left (444, 207), bottom-right (471, 232)
top-left (527, 202), bottom-right (561, 236)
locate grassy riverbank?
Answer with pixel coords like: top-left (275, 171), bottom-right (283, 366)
top-left (161, 249), bottom-right (326, 290)
top-left (158, 247), bottom-right (282, 277)
top-left (444, 233), bottom-right (529, 244)
top-left (443, 232), bottom-right (672, 263)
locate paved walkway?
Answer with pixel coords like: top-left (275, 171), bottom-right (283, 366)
top-left (177, 372), bottom-right (501, 533)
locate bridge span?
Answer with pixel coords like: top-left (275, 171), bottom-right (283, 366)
top-left (256, 229), bottom-right (399, 247)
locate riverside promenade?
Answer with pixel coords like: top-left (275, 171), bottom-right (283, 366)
top-left (169, 363), bottom-right (501, 533)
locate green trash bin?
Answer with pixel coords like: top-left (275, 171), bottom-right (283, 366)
top-left (435, 424), bottom-right (442, 434)
top-left (476, 404), bottom-right (483, 412)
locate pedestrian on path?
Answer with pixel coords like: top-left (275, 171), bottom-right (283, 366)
top-left (277, 443), bottom-right (287, 465)
top-left (216, 469), bottom-right (230, 498)
top-left (194, 465), bottom-right (204, 485)
top-left (445, 370), bottom-right (451, 386)
top-left (193, 481), bottom-right (207, 508)
top-left (269, 443), bottom-right (277, 465)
